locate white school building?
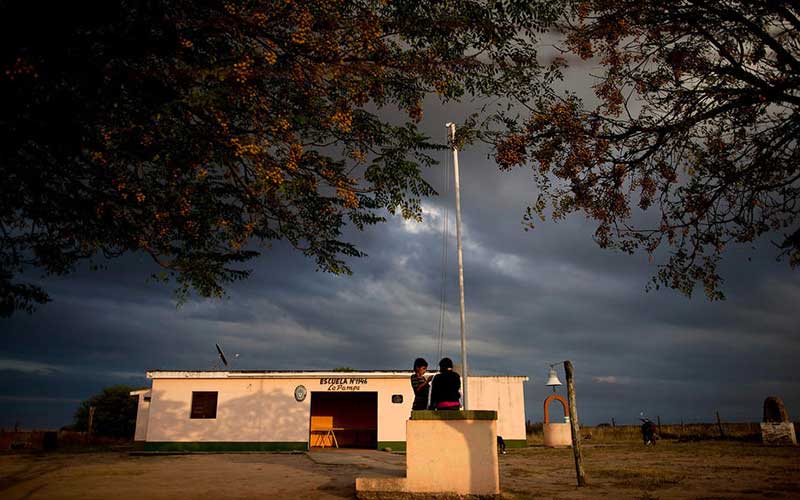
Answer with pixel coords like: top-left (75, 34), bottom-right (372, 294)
top-left (132, 370), bottom-right (528, 451)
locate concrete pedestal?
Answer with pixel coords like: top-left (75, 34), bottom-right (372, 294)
top-left (356, 410), bottom-right (500, 499)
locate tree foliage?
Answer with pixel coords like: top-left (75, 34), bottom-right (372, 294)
top-left (496, 0), bottom-right (800, 298)
top-left (0, 0), bottom-right (563, 316)
top-left (73, 385), bottom-right (140, 438)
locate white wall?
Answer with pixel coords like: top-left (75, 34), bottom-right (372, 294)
top-left (468, 376), bottom-right (527, 440)
top-left (374, 378), bottom-right (414, 442)
top-left (132, 390), bottom-right (150, 441)
top-left (140, 374), bottom-right (526, 443)
top-left (147, 378), bottom-right (311, 442)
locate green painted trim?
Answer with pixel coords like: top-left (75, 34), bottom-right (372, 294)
top-left (143, 441), bottom-right (307, 452)
top-left (504, 439), bottom-right (527, 448)
top-left (377, 441), bottom-right (406, 451)
top-left (410, 410), bottom-right (497, 421)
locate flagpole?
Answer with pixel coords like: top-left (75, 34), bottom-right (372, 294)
top-left (446, 122), bottom-right (469, 410)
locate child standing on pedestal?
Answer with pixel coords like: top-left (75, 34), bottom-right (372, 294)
top-left (410, 358), bottom-right (432, 411)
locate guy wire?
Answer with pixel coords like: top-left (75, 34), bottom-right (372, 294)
top-left (436, 130), bottom-right (452, 363)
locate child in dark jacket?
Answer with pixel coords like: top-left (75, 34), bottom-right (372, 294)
top-left (430, 357), bottom-right (461, 410)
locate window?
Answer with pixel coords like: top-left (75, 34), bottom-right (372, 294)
top-left (190, 391), bottom-right (218, 419)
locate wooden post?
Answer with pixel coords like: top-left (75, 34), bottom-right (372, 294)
top-left (88, 406), bottom-right (96, 443)
top-left (715, 411), bottom-right (725, 438)
top-left (657, 415), bottom-right (661, 435)
top-left (564, 360), bottom-right (587, 487)
top-left (611, 417), bottom-right (616, 428)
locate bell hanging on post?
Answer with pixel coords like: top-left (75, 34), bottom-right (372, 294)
top-left (545, 366), bottom-right (562, 392)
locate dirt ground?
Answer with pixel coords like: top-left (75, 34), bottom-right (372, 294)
top-left (502, 441), bottom-right (800, 500)
top-left (0, 441), bottom-right (798, 500)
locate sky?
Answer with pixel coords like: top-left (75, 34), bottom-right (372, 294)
top-left (2, 47), bottom-right (799, 432)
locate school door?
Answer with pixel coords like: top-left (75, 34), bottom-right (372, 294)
top-left (309, 392), bottom-right (378, 449)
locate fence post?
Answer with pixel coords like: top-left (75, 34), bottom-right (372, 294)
top-left (88, 406), bottom-right (96, 444)
top-left (715, 411), bottom-right (725, 438)
top-left (564, 360), bottom-right (587, 487)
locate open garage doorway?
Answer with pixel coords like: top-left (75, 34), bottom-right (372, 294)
top-left (309, 392), bottom-right (377, 449)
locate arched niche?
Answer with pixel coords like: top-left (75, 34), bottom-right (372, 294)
top-left (543, 394), bottom-right (569, 424)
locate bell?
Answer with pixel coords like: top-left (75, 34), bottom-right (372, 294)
top-left (545, 366), bottom-right (562, 388)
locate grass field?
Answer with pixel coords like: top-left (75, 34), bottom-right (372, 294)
top-left (525, 422), bottom-right (800, 444)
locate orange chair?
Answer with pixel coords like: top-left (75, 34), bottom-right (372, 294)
top-left (310, 416), bottom-right (342, 448)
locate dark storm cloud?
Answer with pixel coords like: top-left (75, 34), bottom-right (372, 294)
top-left (4, 172), bottom-right (798, 427)
top-left (2, 58), bottom-right (799, 429)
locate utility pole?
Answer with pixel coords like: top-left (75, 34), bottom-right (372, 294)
top-left (447, 122), bottom-right (469, 410)
top-left (564, 361), bottom-right (587, 486)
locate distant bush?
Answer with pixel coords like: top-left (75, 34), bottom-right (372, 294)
top-left (526, 420), bottom-right (542, 435)
top-left (72, 385), bottom-right (139, 439)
